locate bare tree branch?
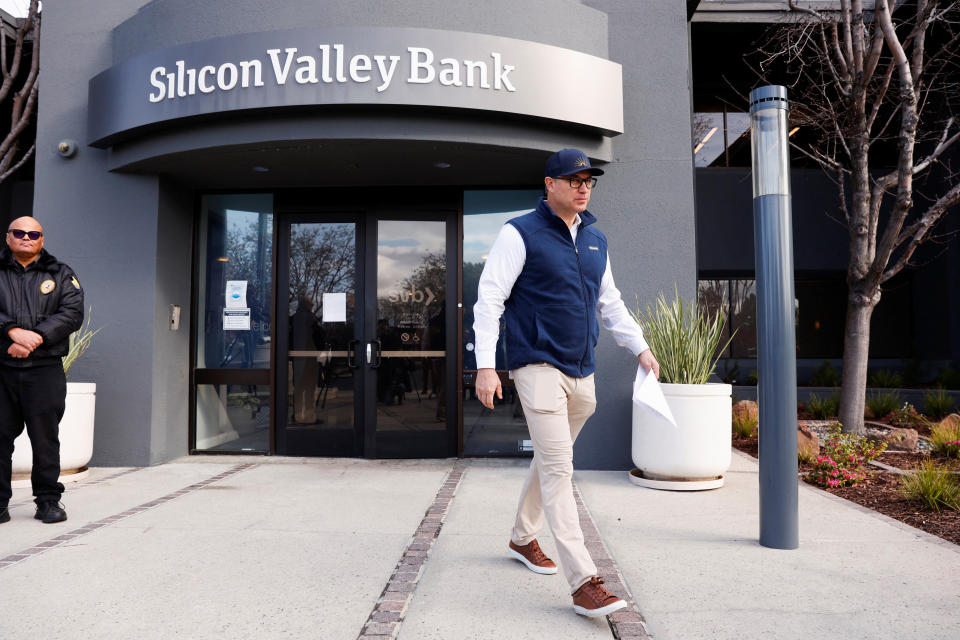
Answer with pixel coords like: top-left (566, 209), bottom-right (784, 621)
top-left (913, 117), bottom-right (960, 174)
top-left (773, 0), bottom-right (960, 434)
top-left (820, 21), bottom-right (850, 94)
top-left (788, 0), bottom-right (823, 20)
top-left (866, 56), bottom-right (897, 132)
top-left (0, 0), bottom-right (40, 186)
top-left (0, 141), bottom-right (32, 183)
top-left (862, 15), bottom-right (886, 84)
top-left (836, 169), bottom-right (851, 225)
top-left (883, 181), bottom-right (960, 282)
top-left (0, 1), bottom-right (37, 105)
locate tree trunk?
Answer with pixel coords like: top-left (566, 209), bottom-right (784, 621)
top-left (839, 292), bottom-right (878, 434)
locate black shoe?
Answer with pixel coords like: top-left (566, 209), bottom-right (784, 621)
top-left (35, 501), bottom-right (67, 524)
top-left (0, 507), bottom-right (9, 524)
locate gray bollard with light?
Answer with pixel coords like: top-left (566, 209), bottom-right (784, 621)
top-left (750, 85), bottom-right (799, 550)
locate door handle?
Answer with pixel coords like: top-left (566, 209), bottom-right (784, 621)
top-left (370, 339), bottom-right (382, 368)
top-left (347, 339), bottom-right (359, 369)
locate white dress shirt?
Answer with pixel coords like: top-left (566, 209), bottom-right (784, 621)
top-left (473, 214), bottom-right (649, 371)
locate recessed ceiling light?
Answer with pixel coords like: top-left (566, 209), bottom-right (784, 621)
top-left (252, 166), bottom-right (270, 172)
top-left (434, 161), bottom-right (451, 169)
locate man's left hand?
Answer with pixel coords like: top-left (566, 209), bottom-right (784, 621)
top-left (638, 349), bottom-right (660, 379)
top-left (8, 328), bottom-right (43, 351)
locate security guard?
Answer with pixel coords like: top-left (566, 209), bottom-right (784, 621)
top-left (0, 217), bottom-right (83, 524)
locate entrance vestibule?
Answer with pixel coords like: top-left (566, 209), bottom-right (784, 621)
top-left (192, 190), bottom-right (457, 458)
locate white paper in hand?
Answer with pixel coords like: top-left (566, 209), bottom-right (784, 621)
top-left (633, 364), bottom-right (677, 427)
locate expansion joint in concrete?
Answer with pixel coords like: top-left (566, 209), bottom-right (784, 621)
top-left (0, 463), bottom-right (257, 572)
top-left (572, 480), bottom-right (653, 640)
top-left (7, 466), bottom-right (146, 509)
top-left (357, 459), bottom-right (468, 640)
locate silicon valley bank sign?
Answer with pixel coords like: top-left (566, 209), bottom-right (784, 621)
top-left (87, 27), bottom-right (623, 147)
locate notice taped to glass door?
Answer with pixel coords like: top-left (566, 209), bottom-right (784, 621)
top-left (223, 308), bottom-right (251, 330)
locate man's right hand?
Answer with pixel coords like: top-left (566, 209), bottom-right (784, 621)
top-left (475, 368), bottom-right (503, 410)
top-left (7, 343), bottom-right (31, 358)
top-left (8, 328), bottom-right (43, 351)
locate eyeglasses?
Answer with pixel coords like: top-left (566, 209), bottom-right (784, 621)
top-left (554, 176), bottom-right (598, 190)
top-left (7, 229), bottom-right (43, 240)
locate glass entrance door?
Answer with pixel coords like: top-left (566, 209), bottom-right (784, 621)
top-left (275, 205), bottom-right (456, 458)
top-left (276, 216), bottom-right (360, 456)
top-left (370, 219), bottom-right (451, 457)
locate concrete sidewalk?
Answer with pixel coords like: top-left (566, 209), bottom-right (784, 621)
top-left (2, 452), bottom-right (958, 640)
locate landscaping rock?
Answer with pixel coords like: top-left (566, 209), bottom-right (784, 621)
top-left (733, 400), bottom-right (758, 423)
top-left (798, 423), bottom-right (820, 458)
top-left (939, 413), bottom-right (960, 431)
top-left (863, 422), bottom-right (919, 452)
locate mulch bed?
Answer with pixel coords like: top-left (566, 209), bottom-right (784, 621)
top-left (876, 451), bottom-right (960, 472)
top-left (822, 471), bottom-right (960, 545)
top-left (732, 436), bottom-right (960, 546)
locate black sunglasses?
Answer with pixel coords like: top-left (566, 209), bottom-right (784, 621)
top-left (7, 229), bottom-right (43, 240)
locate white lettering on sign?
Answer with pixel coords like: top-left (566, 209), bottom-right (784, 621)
top-left (147, 44), bottom-right (516, 102)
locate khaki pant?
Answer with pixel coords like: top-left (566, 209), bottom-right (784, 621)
top-left (510, 363), bottom-right (597, 592)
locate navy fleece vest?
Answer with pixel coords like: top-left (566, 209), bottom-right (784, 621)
top-left (504, 198), bottom-right (607, 378)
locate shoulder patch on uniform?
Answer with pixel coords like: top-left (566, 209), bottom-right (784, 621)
top-left (70, 276), bottom-right (81, 290)
top-left (40, 279), bottom-right (56, 294)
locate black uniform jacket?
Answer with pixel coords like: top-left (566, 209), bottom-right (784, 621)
top-left (0, 247), bottom-right (84, 367)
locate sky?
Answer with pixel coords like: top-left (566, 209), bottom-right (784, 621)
top-left (0, 1), bottom-right (30, 17)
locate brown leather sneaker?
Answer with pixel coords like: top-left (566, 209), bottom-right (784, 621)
top-left (508, 538), bottom-right (558, 575)
top-left (572, 577), bottom-right (627, 617)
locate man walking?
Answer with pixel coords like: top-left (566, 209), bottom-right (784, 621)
top-left (473, 149), bottom-right (659, 617)
top-left (0, 217), bottom-right (83, 525)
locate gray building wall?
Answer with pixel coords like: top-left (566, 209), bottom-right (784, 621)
top-left (576, 0), bottom-right (698, 470)
top-left (35, 0), bottom-right (696, 469)
top-left (149, 177), bottom-right (193, 464)
top-left (35, 1), bottom-right (162, 466)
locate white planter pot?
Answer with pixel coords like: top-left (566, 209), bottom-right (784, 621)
top-left (12, 382), bottom-right (96, 486)
top-left (631, 382), bottom-right (732, 489)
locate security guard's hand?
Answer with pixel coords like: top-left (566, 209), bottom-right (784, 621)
top-left (475, 368), bottom-right (502, 410)
top-left (7, 343), bottom-right (31, 359)
top-left (8, 328), bottom-right (43, 351)
top-left (638, 349), bottom-right (660, 379)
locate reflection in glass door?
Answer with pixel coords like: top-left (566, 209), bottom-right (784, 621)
top-left (274, 203), bottom-right (456, 459)
top-left (372, 220), bottom-right (448, 457)
top-left (192, 194), bottom-right (273, 454)
top-left (276, 219), bottom-right (360, 456)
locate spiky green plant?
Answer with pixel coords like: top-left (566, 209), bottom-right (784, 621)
top-left (631, 286), bottom-right (734, 385)
top-left (62, 307), bottom-right (102, 375)
top-left (923, 387), bottom-right (957, 421)
top-left (807, 392), bottom-right (841, 419)
top-left (866, 390), bottom-right (902, 418)
top-left (732, 413), bottom-right (758, 439)
top-left (899, 461), bottom-right (960, 512)
top-left (929, 419), bottom-right (960, 458)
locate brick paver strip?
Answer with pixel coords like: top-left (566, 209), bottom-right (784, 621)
top-left (7, 466), bottom-right (146, 509)
top-left (356, 459), bottom-right (468, 640)
top-left (0, 463), bottom-right (257, 571)
top-left (572, 481), bottom-right (653, 640)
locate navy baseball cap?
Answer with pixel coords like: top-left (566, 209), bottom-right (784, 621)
top-left (544, 148), bottom-right (605, 178)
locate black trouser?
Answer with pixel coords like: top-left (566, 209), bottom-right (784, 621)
top-left (0, 363), bottom-right (67, 507)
